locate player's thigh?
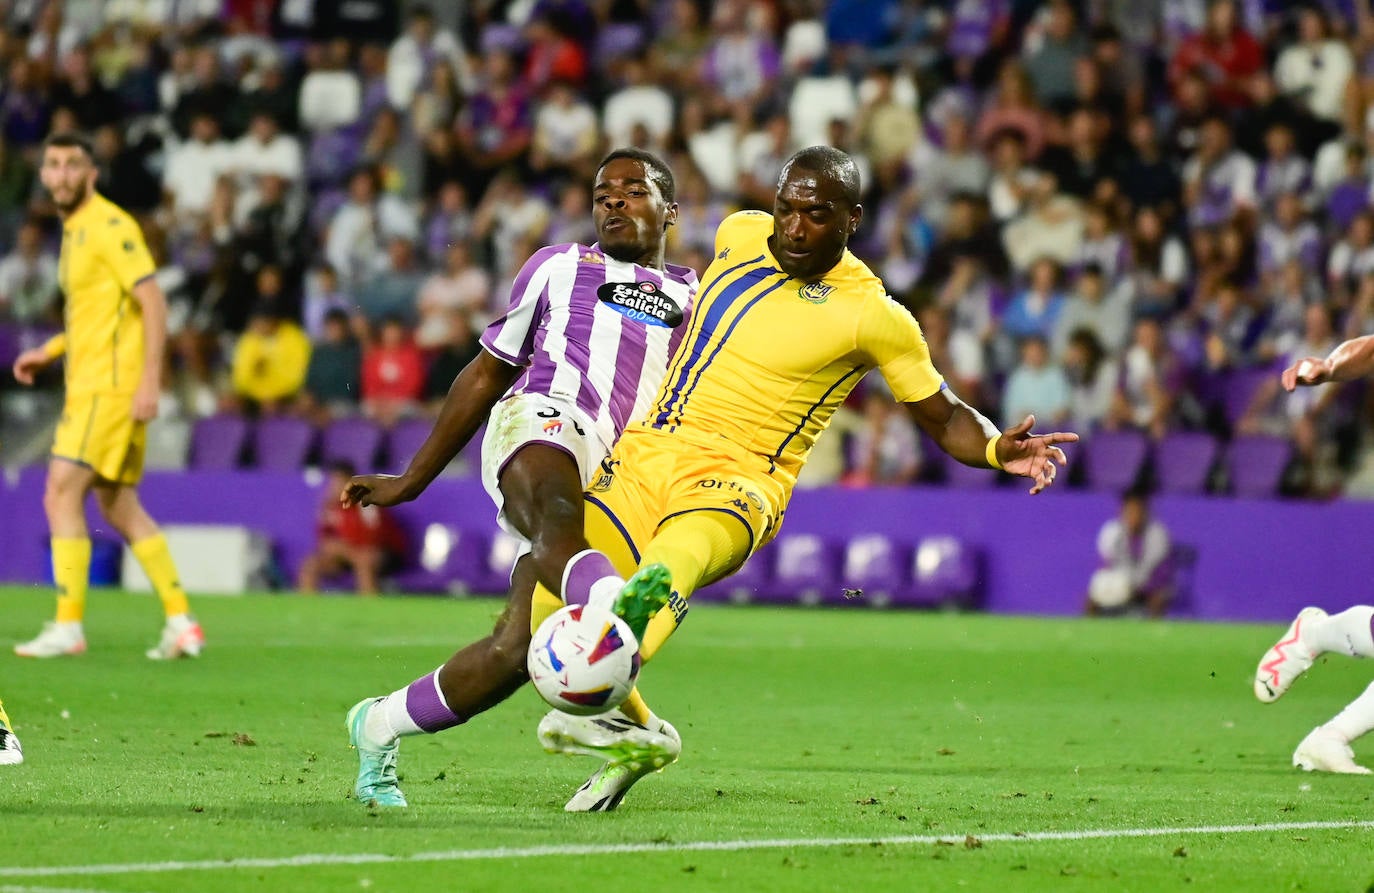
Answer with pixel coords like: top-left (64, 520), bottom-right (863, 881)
top-left (497, 444), bottom-right (585, 539)
top-left (45, 453), bottom-right (99, 501)
top-left (52, 394), bottom-right (143, 486)
top-left (660, 456), bottom-right (785, 580)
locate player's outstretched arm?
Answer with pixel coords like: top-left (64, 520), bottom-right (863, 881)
top-left (906, 389), bottom-right (1077, 494)
top-left (1282, 334), bottom-right (1374, 391)
top-left (342, 349), bottom-right (520, 508)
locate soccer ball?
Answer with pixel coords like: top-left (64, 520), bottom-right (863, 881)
top-left (527, 604), bottom-right (641, 716)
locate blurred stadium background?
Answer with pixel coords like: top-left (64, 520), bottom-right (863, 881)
top-left (2, 0), bottom-right (1373, 620)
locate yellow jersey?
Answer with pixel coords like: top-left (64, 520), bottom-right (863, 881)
top-left (641, 210), bottom-right (944, 489)
top-left (51, 191), bottom-right (156, 396)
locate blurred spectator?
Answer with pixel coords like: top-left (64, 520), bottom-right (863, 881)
top-left (1063, 328), bottom-right (1117, 432)
top-left (386, 4), bottom-right (470, 113)
top-left (356, 237), bottom-right (425, 325)
top-left (1002, 335), bottom-right (1071, 428)
top-left (790, 48), bottom-right (859, 151)
top-left (422, 309), bottom-right (481, 413)
top-left (0, 218), bottom-right (58, 323)
top-left (1327, 212), bottom-right (1374, 306)
top-left (531, 81), bottom-right (600, 182)
top-left (1255, 123), bottom-right (1311, 212)
top-left (230, 112), bottom-right (303, 187)
top-left (523, 14), bottom-right (588, 91)
top-left (602, 56), bottom-right (675, 152)
top-left (1024, 0), bottom-right (1089, 108)
top-left (1201, 280), bottom-right (1259, 371)
top-left (297, 460), bottom-right (405, 596)
top-left (1183, 115), bottom-right (1256, 229)
top-left (1126, 206), bottom-right (1189, 318)
top-left (1168, 0), bottom-right (1263, 111)
top-left (298, 40), bottom-right (362, 133)
top-left (1274, 7), bottom-right (1352, 130)
top-left (1003, 173), bottom-right (1084, 272)
top-left (162, 112), bottom-right (235, 233)
top-left (299, 308), bottom-right (363, 421)
top-left (854, 65), bottom-right (921, 178)
top-left (1110, 317), bottom-right (1185, 439)
top-left (1040, 108), bottom-right (1121, 201)
top-left (1086, 489), bottom-right (1174, 618)
top-left (1076, 203), bottom-right (1128, 282)
top-left (1054, 263), bottom-right (1131, 357)
top-left (1325, 143), bottom-right (1370, 234)
top-left (1004, 253), bottom-right (1071, 350)
top-left (302, 266), bottom-right (353, 340)
top-left (229, 303), bottom-right (312, 415)
top-left (361, 316), bottom-right (425, 427)
top-left (360, 107), bottom-right (423, 201)
top-left (842, 389), bottom-right (922, 487)
top-left (917, 109), bottom-right (988, 230)
top-left (651, 0), bottom-right (711, 93)
top-left (702, 0), bottom-right (780, 120)
top-left (455, 50), bottom-right (533, 197)
top-left (326, 167), bottom-right (420, 288)
top-left (1121, 115), bottom-right (1182, 219)
top-left (93, 124), bottom-right (160, 213)
top-left (424, 180), bottom-right (476, 263)
top-left (1259, 192), bottom-right (1321, 282)
top-left (416, 242), bottom-right (492, 347)
top-left (51, 47), bottom-right (122, 132)
top-left (171, 46), bottom-right (240, 139)
top-left (1, 58), bottom-right (50, 149)
top-left (738, 113), bottom-right (794, 211)
top-left (976, 62), bottom-right (1046, 159)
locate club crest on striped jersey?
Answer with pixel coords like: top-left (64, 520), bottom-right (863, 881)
top-left (798, 281), bottom-right (834, 304)
top-left (597, 280), bottom-right (685, 328)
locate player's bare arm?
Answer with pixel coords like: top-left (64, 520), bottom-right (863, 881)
top-left (1282, 334), bottom-right (1374, 391)
top-left (342, 350), bottom-right (521, 508)
top-left (130, 276), bottom-right (168, 422)
top-left (906, 389), bottom-right (1077, 495)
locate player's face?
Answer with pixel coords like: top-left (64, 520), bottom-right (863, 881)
top-left (770, 169), bottom-right (862, 282)
top-left (40, 146), bottom-right (96, 215)
top-left (592, 158), bottom-right (676, 264)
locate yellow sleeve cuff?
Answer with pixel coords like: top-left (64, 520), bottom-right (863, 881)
top-left (41, 333), bottom-right (67, 359)
top-left (985, 436), bottom-right (1003, 471)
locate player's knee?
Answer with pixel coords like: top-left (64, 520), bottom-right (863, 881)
top-left (489, 623), bottom-right (532, 679)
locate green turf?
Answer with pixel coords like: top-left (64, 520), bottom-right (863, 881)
top-left (2, 586), bottom-right (1373, 892)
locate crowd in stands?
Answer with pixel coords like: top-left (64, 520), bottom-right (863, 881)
top-left (1, 0), bottom-right (1373, 495)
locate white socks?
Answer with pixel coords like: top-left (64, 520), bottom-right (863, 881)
top-left (587, 575), bottom-right (624, 614)
top-left (366, 689), bottom-right (424, 746)
top-left (1306, 606), bottom-right (1374, 658)
top-left (1325, 682), bottom-right (1374, 743)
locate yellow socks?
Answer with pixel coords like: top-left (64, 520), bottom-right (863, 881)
top-left (131, 533), bottom-right (190, 618)
top-left (52, 536), bottom-right (91, 623)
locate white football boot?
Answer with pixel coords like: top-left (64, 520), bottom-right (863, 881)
top-left (14, 621), bottom-right (86, 658)
top-left (1254, 607), bottom-right (1326, 703)
top-left (146, 615), bottom-right (205, 660)
top-left (0, 701), bottom-right (22, 766)
top-left (538, 709), bottom-right (681, 812)
top-left (1293, 726), bottom-right (1372, 774)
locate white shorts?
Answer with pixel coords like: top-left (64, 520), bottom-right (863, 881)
top-left (480, 393), bottom-right (611, 555)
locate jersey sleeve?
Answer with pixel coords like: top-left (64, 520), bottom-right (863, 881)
top-left (856, 292), bottom-right (945, 403)
top-left (101, 214), bottom-right (157, 294)
top-left (479, 245), bottom-right (565, 367)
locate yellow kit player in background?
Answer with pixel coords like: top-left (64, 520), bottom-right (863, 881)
top-left (10, 132), bottom-right (204, 660)
top-left (534, 147), bottom-right (1077, 811)
top-left (0, 699), bottom-right (22, 765)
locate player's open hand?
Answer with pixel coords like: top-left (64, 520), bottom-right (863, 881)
top-left (1281, 357), bottom-right (1332, 392)
top-left (12, 347), bottom-right (51, 386)
top-left (341, 473), bottom-right (414, 508)
top-left (996, 414), bottom-right (1078, 495)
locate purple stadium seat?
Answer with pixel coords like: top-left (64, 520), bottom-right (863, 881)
top-left (385, 418), bottom-right (435, 471)
top-left (1227, 434), bottom-right (1292, 498)
top-left (482, 24), bottom-right (524, 54)
top-left (389, 524), bottom-right (489, 595)
top-left (840, 533), bottom-right (908, 607)
top-left (757, 534), bottom-right (839, 605)
top-left (1082, 430), bottom-right (1150, 492)
top-left (1221, 368), bottom-right (1276, 429)
top-left (905, 535), bottom-right (981, 608)
top-left (1154, 432), bottom-right (1219, 495)
top-left (476, 529), bottom-right (522, 595)
top-left (594, 24), bottom-right (645, 67)
top-left (922, 437), bottom-right (1000, 489)
top-left (0, 323), bottom-right (19, 368)
top-left (252, 416), bottom-right (316, 471)
top-left (321, 417), bottom-right (384, 472)
top-left (188, 415), bottom-right (249, 470)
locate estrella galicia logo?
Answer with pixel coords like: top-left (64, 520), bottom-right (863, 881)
top-left (798, 281), bottom-right (834, 304)
top-left (597, 280), bottom-right (684, 328)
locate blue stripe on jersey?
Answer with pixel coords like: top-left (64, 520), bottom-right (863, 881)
top-left (769, 364), bottom-right (865, 472)
top-left (653, 256), bottom-right (768, 427)
top-left (665, 277), bottom-right (785, 430)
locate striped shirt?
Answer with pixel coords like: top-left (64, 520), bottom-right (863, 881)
top-left (481, 242), bottom-right (698, 451)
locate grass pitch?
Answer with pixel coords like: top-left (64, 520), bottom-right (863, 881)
top-left (1, 586), bottom-right (1372, 892)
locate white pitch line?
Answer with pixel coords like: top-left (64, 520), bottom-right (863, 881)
top-left (1, 820), bottom-right (1371, 879)
top-left (1, 886), bottom-right (151, 893)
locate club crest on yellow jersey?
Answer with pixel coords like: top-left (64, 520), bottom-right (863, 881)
top-left (798, 281), bottom-right (834, 304)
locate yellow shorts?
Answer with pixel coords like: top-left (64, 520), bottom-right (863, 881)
top-left (584, 428), bottom-right (787, 570)
top-left (52, 393), bottom-right (146, 485)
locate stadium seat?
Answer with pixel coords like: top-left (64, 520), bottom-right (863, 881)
top-left (1227, 434), bottom-right (1292, 498)
top-left (320, 417), bottom-right (385, 472)
top-left (388, 524), bottom-right (490, 595)
top-left (907, 535), bottom-right (981, 609)
top-left (593, 24), bottom-right (645, 68)
top-left (1166, 543), bottom-right (1200, 616)
top-left (1154, 432), bottom-right (1219, 495)
top-left (1082, 430), bottom-right (1150, 492)
top-left (757, 534), bottom-right (839, 606)
top-left (839, 533), bottom-right (909, 607)
top-left (1220, 367), bottom-right (1276, 430)
top-left (696, 545), bottom-right (775, 603)
top-left (251, 416), bottom-right (316, 471)
top-left (188, 414), bottom-right (249, 470)
top-left (385, 418), bottom-right (437, 471)
top-left (476, 529), bottom-right (523, 596)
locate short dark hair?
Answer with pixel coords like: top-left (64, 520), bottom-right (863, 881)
top-left (780, 146), bottom-right (861, 207)
top-left (42, 131), bottom-right (94, 160)
top-left (326, 458), bottom-right (357, 478)
top-left (323, 308), bottom-right (351, 326)
top-left (597, 148), bottom-right (676, 204)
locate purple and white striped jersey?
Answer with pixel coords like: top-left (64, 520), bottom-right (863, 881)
top-left (480, 242), bottom-right (698, 451)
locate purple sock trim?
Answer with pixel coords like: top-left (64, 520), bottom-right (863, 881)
top-left (405, 671), bottom-right (464, 733)
top-left (563, 550), bottom-right (616, 606)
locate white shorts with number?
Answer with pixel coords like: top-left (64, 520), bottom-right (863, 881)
top-left (480, 393), bottom-right (611, 555)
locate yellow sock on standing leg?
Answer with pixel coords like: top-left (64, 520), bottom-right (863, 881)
top-left (131, 534), bottom-right (190, 618)
top-left (52, 537), bottom-right (91, 624)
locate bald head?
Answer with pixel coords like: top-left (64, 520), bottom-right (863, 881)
top-left (778, 146), bottom-right (861, 209)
